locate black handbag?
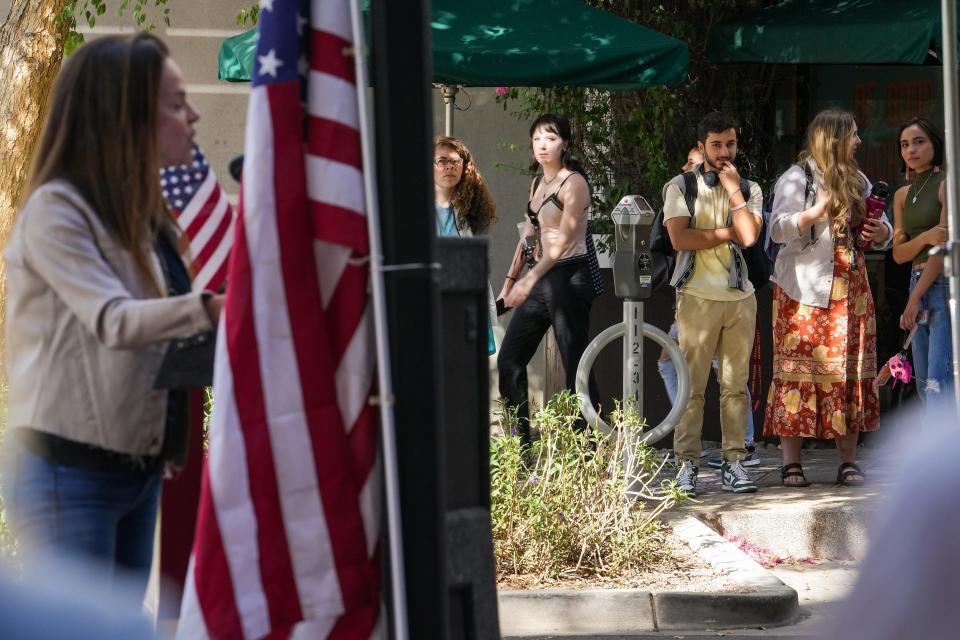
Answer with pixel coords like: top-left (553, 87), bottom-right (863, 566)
top-left (153, 330), bottom-right (216, 390)
top-left (584, 227), bottom-right (605, 297)
top-left (152, 228), bottom-right (217, 391)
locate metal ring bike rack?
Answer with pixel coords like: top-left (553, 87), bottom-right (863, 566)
top-left (575, 321), bottom-right (689, 443)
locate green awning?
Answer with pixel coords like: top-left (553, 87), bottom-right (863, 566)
top-left (429, 0), bottom-right (686, 88)
top-left (218, 28), bottom-right (258, 82)
top-left (710, 0), bottom-right (948, 65)
top-left (218, 0), bottom-right (688, 89)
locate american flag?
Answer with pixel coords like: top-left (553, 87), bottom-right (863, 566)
top-left (176, 0), bottom-right (382, 637)
top-left (161, 146), bottom-right (234, 292)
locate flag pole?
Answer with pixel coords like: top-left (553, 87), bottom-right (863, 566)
top-left (941, 0), bottom-right (960, 412)
top-left (348, 0), bottom-right (409, 636)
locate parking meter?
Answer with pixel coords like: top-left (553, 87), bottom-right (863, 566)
top-left (603, 195), bottom-right (656, 416)
top-left (577, 194), bottom-right (691, 462)
top-left (610, 195), bottom-right (657, 300)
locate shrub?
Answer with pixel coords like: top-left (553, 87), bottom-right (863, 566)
top-left (490, 391), bottom-right (686, 581)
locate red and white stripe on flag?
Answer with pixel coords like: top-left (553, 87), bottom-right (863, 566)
top-left (161, 146), bottom-right (234, 293)
top-left (176, 0), bottom-right (382, 637)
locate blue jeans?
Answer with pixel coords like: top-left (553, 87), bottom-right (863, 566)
top-left (658, 356), bottom-right (755, 443)
top-left (909, 270), bottom-right (955, 408)
top-left (2, 435), bottom-right (162, 599)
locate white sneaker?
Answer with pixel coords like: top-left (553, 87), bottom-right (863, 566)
top-left (721, 460), bottom-right (758, 493)
top-left (707, 445), bottom-right (760, 469)
top-left (742, 445), bottom-right (761, 467)
top-left (675, 461), bottom-right (698, 496)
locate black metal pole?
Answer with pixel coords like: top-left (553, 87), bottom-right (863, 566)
top-left (369, 1), bottom-right (448, 638)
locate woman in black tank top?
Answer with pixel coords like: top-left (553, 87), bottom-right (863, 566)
top-left (497, 113), bottom-right (599, 448)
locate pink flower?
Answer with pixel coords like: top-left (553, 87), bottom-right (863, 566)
top-left (495, 86), bottom-right (509, 95)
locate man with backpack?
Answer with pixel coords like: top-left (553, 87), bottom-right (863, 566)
top-left (659, 145), bottom-right (762, 470)
top-left (662, 112), bottom-right (763, 496)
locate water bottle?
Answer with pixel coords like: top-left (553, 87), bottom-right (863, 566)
top-left (856, 181), bottom-right (890, 251)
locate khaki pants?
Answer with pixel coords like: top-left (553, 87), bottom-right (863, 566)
top-left (674, 292), bottom-right (757, 464)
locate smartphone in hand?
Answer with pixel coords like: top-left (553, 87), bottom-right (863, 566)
top-left (496, 298), bottom-right (511, 316)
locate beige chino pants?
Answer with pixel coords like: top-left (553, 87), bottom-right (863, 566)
top-left (673, 292), bottom-right (757, 464)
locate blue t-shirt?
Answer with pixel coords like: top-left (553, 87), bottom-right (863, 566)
top-left (435, 203), bottom-right (459, 237)
top-left (434, 201), bottom-right (496, 355)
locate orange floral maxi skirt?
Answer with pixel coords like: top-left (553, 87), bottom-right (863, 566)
top-left (763, 243), bottom-right (880, 438)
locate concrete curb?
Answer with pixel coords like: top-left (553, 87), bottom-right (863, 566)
top-left (656, 515), bottom-right (799, 630)
top-left (498, 515), bottom-right (798, 636)
top-left (498, 589), bottom-right (655, 636)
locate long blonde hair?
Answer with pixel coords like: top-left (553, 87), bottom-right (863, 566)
top-left (27, 33), bottom-right (171, 294)
top-left (798, 110), bottom-right (866, 239)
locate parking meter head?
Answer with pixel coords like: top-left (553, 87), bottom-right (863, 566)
top-left (610, 195), bottom-right (656, 300)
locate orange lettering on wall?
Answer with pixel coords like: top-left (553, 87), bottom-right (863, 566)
top-left (861, 141), bottom-right (900, 185)
top-left (886, 79), bottom-right (935, 125)
top-left (854, 81), bottom-right (877, 128)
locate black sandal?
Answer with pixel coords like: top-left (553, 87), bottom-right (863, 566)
top-left (780, 462), bottom-right (811, 487)
top-left (836, 462), bottom-right (865, 486)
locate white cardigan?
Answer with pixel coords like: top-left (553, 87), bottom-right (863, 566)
top-left (769, 162), bottom-right (893, 308)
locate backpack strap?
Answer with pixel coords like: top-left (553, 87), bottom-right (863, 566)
top-left (681, 171), bottom-right (698, 216)
top-left (802, 162), bottom-right (815, 203)
top-left (800, 162), bottom-right (817, 244)
top-left (738, 178), bottom-right (752, 207)
top-left (736, 178), bottom-right (758, 228)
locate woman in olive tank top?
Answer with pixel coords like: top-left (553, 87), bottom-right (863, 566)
top-left (891, 116), bottom-right (953, 406)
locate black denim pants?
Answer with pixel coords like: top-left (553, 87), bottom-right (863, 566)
top-left (497, 258), bottom-right (600, 446)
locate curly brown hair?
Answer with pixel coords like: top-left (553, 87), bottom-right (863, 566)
top-left (435, 136), bottom-right (498, 234)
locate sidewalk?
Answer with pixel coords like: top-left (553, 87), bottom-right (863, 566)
top-left (500, 444), bottom-right (891, 637)
top-left (668, 443), bottom-right (892, 561)
top-left (662, 442), bottom-right (892, 636)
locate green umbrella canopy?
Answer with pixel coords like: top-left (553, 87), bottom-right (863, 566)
top-left (218, 0), bottom-right (688, 89)
top-left (218, 28), bottom-right (257, 82)
top-left (709, 0), bottom-right (951, 65)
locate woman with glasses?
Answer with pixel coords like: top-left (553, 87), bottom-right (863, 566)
top-left (433, 136), bottom-right (499, 353)
top-left (434, 136), bottom-right (497, 237)
top-left (498, 113), bottom-right (601, 448)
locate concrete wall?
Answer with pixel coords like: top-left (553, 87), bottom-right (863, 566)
top-left (0, 0), bottom-right (248, 196)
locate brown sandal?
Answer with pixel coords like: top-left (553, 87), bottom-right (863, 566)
top-left (836, 462), bottom-right (865, 486)
top-left (780, 462), bottom-right (811, 487)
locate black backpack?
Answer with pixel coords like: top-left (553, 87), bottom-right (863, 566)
top-left (648, 172), bottom-right (696, 292)
top-left (762, 163), bottom-right (815, 264)
top-left (648, 171), bottom-right (770, 292)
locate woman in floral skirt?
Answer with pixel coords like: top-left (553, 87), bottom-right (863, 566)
top-left (764, 109), bottom-right (892, 487)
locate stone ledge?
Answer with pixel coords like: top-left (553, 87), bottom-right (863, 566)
top-left (499, 515), bottom-right (799, 636)
top-left (498, 588), bottom-right (655, 636)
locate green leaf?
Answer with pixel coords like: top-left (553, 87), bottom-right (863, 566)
top-left (55, 3), bottom-right (77, 24)
top-left (64, 31), bottom-right (85, 56)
